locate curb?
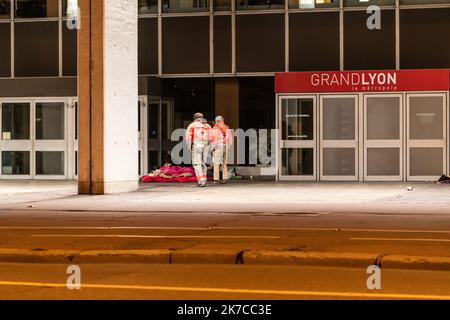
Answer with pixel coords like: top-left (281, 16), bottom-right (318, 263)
top-left (1, 249), bottom-right (450, 271)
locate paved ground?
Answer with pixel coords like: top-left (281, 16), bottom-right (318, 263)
top-left (1, 180), bottom-right (450, 214)
top-left (1, 180), bottom-right (450, 299)
top-left (0, 263), bottom-right (449, 300)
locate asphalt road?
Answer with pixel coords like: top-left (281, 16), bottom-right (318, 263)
top-left (1, 209), bottom-right (450, 300)
top-left (0, 263), bottom-right (449, 300)
top-left (1, 210), bottom-right (450, 257)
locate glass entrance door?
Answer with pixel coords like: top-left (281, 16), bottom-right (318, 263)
top-left (147, 98), bottom-right (174, 171)
top-left (364, 94), bottom-right (403, 181)
top-left (278, 96), bottom-right (317, 181)
top-left (0, 101), bottom-right (32, 178)
top-left (319, 95), bottom-right (358, 181)
top-left (407, 93), bottom-right (447, 181)
top-left (0, 99), bottom-right (69, 179)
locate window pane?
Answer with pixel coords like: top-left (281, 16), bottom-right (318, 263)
top-left (36, 151), bottom-right (64, 175)
top-left (2, 103), bottom-right (30, 140)
top-left (0, 0), bottom-right (10, 19)
top-left (139, 0), bottom-right (158, 14)
top-left (62, 23), bottom-right (77, 76)
top-left (366, 97), bottom-right (400, 140)
top-left (367, 148), bottom-right (400, 176)
top-left (322, 97), bottom-right (355, 140)
top-left (236, 14), bottom-right (285, 72)
top-left (2, 151), bottom-right (30, 175)
top-left (16, 0), bottom-right (59, 18)
top-left (323, 148), bottom-right (355, 176)
top-left (0, 24), bottom-right (11, 77)
top-left (289, 0), bottom-right (338, 9)
top-left (138, 18), bottom-right (158, 75)
top-left (236, 0), bottom-right (284, 10)
top-left (344, 10), bottom-right (396, 70)
top-left (162, 0), bottom-right (209, 13)
top-left (400, 9), bottom-right (450, 69)
top-left (282, 148), bottom-right (314, 176)
top-left (36, 102), bottom-right (65, 140)
top-left (15, 21), bottom-right (59, 77)
top-left (214, 15), bottom-right (231, 73)
top-left (162, 16), bottom-right (210, 74)
top-left (282, 99), bottom-right (314, 141)
top-left (410, 148), bottom-right (443, 177)
top-left (409, 96), bottom-right (444, 140)
top-left (289, 12), bottom-right (340, 71)
top-left (215, 0), bottom-right (230, 11)
top-left (344, 0), bottom-right (395, 6)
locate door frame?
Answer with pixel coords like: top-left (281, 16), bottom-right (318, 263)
top-left (363, 93), bottom-right (404, 182)
top-left (406, 92), bottom-right (448, 181)
top-left (277, 94), bottom-right (318, 181)
top-left (319, 94), bottom-right (359, 181)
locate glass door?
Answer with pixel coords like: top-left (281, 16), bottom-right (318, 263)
top-left (0, 101), bottom-right (32, 179)
top-left (278, 96), bottom-right (317, 181)
top-left (364, 94), bottom-right (403, 181)
top-left (319, 95), bottom-right (358, 181)
top-left (407, 93), bottom-right (447, 181)
top-left (34, 100), bottom-right (67, 179)
top-left (147, 98), bottom-right (175, 171)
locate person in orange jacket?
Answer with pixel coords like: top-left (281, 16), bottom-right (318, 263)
top-left (210, 115), bottom-right (233, 184)
top-left (185, 113), bottom-right (212, 187)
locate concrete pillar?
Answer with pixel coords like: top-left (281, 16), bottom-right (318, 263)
top-left (215, 78), bottom-right (239, 129)
top-left (78, 0), bottom-right (139, 194)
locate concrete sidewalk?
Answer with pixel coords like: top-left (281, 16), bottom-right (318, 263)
top-left (1, 180), bottom-right (450, 215)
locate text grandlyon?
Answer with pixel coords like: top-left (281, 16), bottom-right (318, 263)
top-left (311, 72), bottom-right (397, 87)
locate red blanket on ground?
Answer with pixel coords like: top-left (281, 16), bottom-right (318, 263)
top-left (140, 166), bottom-right (207, 183)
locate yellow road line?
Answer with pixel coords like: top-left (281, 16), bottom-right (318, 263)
top-left (0, 280), bottom-right (449, 300)
top-left (31, 235), bottom-right (280, 239)
top-left (351, 237), bottom-right (450, 242)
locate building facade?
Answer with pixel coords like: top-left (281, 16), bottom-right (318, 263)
top-left (0, 0), bottom-right (449, 181)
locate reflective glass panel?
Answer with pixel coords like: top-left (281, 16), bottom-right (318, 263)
top-left (36, 151), bottom-right (64, 175)
top-left (2, 103), bottom-right (30, 140)
top-left (281, 99), bottom-right (314, 141)
top-left (2, 151), bottom-right (30, 175)
top-left (282, 148), bottom-right (314, 176)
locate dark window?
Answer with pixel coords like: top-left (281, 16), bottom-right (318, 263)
top-left (344, 10), bottom-right (396, 70)
top-left (138, 0), bottom-right (158, 14)
top-left (214, 15), bottom-right (231, 73)
top-left (162, 16), bottom-right (210, 74)
top-left (62, 24), bottom-right (77, 76)
top-left (215, 0), bottom-right (231, 11)
top-left (344, 0), bottom-right (395, 6)
top-left (139, 18), bottom-right (158, 75)
top-left (0, 0), bottom-right (10, 19)
top-left (0, 23), bottom-right (10, 77)
top-left (289, 12), bottom-right (340, 71)
top-left (236, 0), bottom-right (284, 10)
top-left (289, 0), bottom-right (338, 9)
top-left (400, 9), bottom-right (450, 69)
top-left (36, 151), bottom-right (65, 175)
top-left (2, 103), bottom-right (30, 140)
top-left (162, 0), bottom-right (209, 13)
top-left (236, 14), bottom-right (285, 73)
top-left (2, 151), bottom-right (30, 175)
top-left (15, 0), bottom-right (59, 18)
top-left (15, 21), bottom-right (59, 77)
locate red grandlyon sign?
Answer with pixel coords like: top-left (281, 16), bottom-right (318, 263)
top-left (275, 69), bottom-right (450, 93)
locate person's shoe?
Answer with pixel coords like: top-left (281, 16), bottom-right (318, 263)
top-left (221, 180), bottom-right (229, 184)
top-left (198, 181), bottom-right (207, 187)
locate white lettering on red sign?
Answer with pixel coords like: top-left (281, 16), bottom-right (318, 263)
top-left (311, 72), bottom-right (397, 90)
